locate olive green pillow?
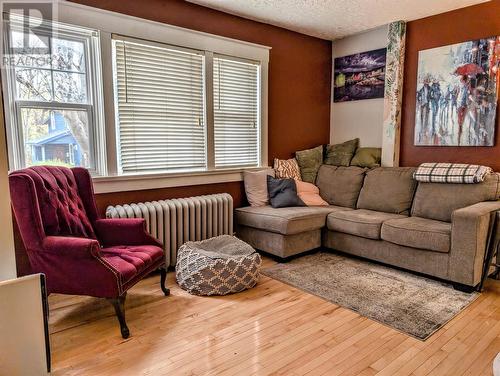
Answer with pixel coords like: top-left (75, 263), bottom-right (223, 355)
top-left (324, 138), bottom-right (359, 166)
top-left (350, 147), bottom-right (382, 168)
top-left (295, 145), bottom-right (323, 183)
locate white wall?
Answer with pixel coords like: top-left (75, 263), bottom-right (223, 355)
top-left (0, 274), bottom-right (49, 374)
top-left (0, 91), bottom-right (17, 282)
top-left (330, 25), bottom-right (388, 147)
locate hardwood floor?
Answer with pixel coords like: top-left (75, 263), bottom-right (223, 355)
top-left (49, 257), bottom-right (500, 375)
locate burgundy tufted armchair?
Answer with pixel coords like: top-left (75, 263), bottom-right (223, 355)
top-left (9, 166), bottom-right (169, 338)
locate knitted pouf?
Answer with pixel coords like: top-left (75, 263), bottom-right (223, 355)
top-left (176, 235), bottom-right (261, 296)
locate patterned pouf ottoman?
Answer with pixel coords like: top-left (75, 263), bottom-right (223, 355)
top-left (176, 235), bottom-right (261, 296)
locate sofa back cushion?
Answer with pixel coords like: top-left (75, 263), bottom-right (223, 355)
top-left (316, 165), bottom-right (366, 208)
top-left (411, 173), bottom-right (500, 222)
top-left (357, 167), bottom-right (417, 215)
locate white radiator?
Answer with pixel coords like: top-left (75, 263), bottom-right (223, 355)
top-left (105, 193), bottom-right (233, 267)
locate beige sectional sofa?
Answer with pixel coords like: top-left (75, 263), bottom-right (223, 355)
top-left (235, 166), bottom-right (500, 289)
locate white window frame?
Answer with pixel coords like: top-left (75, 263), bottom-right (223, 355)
top-left (1, 15), bottom-right (106, 174)
top-left (1, 1), bottom-right (270, 193)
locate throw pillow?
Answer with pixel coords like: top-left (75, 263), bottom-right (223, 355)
top-left (295, 180), bottom-right (328, 206)
top-left (295, 145), bottom-right (323, 184)
top-left (324, 138), bottom-right (359, 166)
top-left (273, 158), bottom-right (302, 180)
top-left (243, 169), bottom-right (275, 207)
top-left (267, 176), bottom-right (305, 208)
top-left (350, 147), bottom-right (382, 168)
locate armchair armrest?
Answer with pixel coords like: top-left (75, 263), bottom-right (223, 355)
top-left (43, 236), bottom-right (101, 259)
top-left (94, 218), bottom-right (162, 247)
top-left (450, 201), bottom-right (500, 286)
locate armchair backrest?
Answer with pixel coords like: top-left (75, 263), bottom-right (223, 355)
top-left (9, 166), bottom-right (99, 250)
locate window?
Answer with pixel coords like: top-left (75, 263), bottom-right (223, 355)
top-left (3, 16), bottom-right (103, 172)
top-left (214, 56), bottom-right (259, 168)
top-left (113, 38), bottom-right (206, 174)
top-left (113, 36), bottom-right (261, 175)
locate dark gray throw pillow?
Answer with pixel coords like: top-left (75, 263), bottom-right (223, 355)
top-left (267, 176), bottom-right (305, 208)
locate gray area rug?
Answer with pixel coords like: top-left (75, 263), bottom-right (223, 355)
top-left (262, 251), bottom-right (478, 340)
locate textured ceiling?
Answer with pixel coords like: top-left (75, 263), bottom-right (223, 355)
top-left (186, 0), bottom-right (489, 40)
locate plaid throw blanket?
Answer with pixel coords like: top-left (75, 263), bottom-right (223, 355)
top-left (413, 163), bottom-right (493, 184)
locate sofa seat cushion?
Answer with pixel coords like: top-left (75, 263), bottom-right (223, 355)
top-left (235, 205), bottom-right (352, 235)
top-left (381, 217), bottom-right (451, 253)
top-left (327, 209), bottom-right (406, 240)
top-left (101, 244), bottom-right (164, 285)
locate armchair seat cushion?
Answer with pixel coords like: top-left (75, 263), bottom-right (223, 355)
top-left (101, 245), bottom-right (164, 285)
top-left (381, 217), bottom-right (451, 253)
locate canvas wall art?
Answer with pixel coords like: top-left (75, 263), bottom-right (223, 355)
top-left (333, 48), bottom-right (387, 102)
top-left (414, 36), bottom-right (500, 146)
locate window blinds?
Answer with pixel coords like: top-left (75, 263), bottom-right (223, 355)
top-left (213, 57), bottom-right (259, 168)
top-left (114, 38), bottom-right (206, 173)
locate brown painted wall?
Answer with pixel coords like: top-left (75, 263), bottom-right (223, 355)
top-left (95, 182), bottom-right (246, 215)
top-left (400, 1), bottom-right (500, 170)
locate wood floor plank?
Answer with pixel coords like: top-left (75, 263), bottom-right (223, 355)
top-left (48, 257), bottom-right (500, 376)
top-left (378, 294), bottom-right (500, 376)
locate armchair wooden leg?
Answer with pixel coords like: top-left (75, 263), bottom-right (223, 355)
top-left (160, 267), bottom-right (170, 296)
top-left (107, 294), bottom-right (130, 339)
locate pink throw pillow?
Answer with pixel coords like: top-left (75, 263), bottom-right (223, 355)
top-left (295, 180), bottom-right (328, 206)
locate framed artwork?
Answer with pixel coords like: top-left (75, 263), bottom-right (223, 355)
top-left (414, 36), bottom-right (500, 146)
top-left (333, 48), bottom-right (387, 102)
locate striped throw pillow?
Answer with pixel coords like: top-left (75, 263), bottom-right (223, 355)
top-left (274, 158), bottom-right (302, 180)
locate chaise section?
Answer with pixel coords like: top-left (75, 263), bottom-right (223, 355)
top-left (381, 217), bottom-right (451, 253)
top-left (236, 205), bottom-right (351, 258)
top-left (327, 209), bottom-right (406, 240)
top-left (237, 226), bottom-right (321, 258)
top-left (236, 206), bottom-right (351, 235)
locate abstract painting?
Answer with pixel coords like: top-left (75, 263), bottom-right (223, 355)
top-left (333, 48), bottom-right (387, 102)
top-left (414, 36), bottom-right (500, 146)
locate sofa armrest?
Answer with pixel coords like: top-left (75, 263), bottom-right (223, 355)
top-left (43, 236), bottom-right (101, 259)
top-left (94, 218), bottom-right (162, 247)
top-left (450, 201), bottom-right (500, 286)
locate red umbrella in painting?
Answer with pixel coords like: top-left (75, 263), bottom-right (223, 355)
top-left (454, 63), bottom-right (484, 76)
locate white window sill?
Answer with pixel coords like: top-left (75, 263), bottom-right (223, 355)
top-left (92, 167), bottom-right (270, 194)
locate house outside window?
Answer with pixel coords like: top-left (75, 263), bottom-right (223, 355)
top-left (2, 15), bottom-right (104, 173)
top-left (27, 112), bottom-right (86, 167)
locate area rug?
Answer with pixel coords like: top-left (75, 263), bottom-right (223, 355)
top-left (262, 251), bottom-right (478, 340)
